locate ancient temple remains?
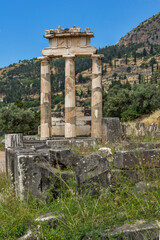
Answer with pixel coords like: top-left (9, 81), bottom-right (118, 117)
top-left (38, 26), bottom-right (103, 139)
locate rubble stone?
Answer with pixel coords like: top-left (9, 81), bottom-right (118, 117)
top-left (49, 148), bottom-right (81, 169)
top-left (109, 220), bottom-right (160, 239)
top-left (114, 149), bottom-right (160, 169)
top-left (102, 118), bottom-right (122, 143)
top-left (147, 123), bottom-right (158, 136)
top-left (135, 123), bottom-right (146, 137)
top-left (76, 154), bottom-right (110, 194)
top-left (98, 147), bottom-right (112, 157)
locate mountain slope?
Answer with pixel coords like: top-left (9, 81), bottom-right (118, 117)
top-left (118, 12), bottom-right (160, 46)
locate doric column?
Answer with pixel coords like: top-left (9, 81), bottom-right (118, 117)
top-left (40, 57), bottom-right (52, 139)
top-left (64, 55), bottom-right (76, 138)
top-left (91, 54), bottom-right (104, 138)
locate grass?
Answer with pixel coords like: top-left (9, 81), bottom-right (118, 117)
top-left (140, 109), bottom-right (160, 126)
top-left (129, 133), bottom-right (160, 143)
top-left (0, 166), bottom-right (160, 239)
top-left (126, 109), bottom-right (160, 127)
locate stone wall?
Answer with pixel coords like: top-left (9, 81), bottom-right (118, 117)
top-left (39, 97), bottom-right (91, 137)
top-left (121, 122), bottom-right (159, 137)
top-left (5, 134), bottom-right (100, 200)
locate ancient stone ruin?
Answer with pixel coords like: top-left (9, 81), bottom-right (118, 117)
top-left (38, 26), bottom-right (103, 139)
top-left (3, 26), bottom-right (160, 239)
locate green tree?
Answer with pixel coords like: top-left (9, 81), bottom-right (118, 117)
top-left (150, 45), bottom-right (154, 55)
top-left (142, 48), bottom-right (147, 57)
top-left (0, 104), bottom-right (40, 135)
top-left (103, 86), bottom-right (131, 118)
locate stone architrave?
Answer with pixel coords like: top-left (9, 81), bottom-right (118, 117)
top-left (64, 55), bottom-right (76, 138)
top-left (40, 57), bottom-right (52, 139)
top-left (91, 54), bottom-right (103, 138)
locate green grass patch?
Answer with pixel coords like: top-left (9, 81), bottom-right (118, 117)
top-left (0, 169), bottom-right (160, 239)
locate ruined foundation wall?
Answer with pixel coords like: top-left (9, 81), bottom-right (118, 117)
top-left (51, 105), bottom-right (91, 136)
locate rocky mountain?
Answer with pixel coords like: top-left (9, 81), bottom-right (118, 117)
top-left (118, 12), bottom-right (160, 46)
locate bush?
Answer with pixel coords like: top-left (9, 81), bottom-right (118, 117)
top-left (121, 107), bottom-right (141, 121)
top-left (0, 103), bottom-right (40, 135)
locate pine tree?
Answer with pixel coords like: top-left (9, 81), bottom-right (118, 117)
top-left (150, 45), bottom-right (154, 55)
top-left (143, 48), bottom-right (147, 57)
top-left (125, 55), bottom-right (128, 65)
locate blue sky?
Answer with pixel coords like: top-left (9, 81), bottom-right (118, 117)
top-left (0, 0), bottom-right (160, 68)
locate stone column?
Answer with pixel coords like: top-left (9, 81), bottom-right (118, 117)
top-left (91, 54), bottom-right (103, 138)
top-left (64, 55), bottom-right (76, 138)
top-left (40, 57), bottom-right (52, 139)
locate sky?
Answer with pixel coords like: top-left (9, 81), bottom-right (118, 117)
top-left (0, 0), bottom-right (160, 68)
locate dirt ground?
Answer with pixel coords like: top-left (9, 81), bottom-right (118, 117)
top-left (0, 151), bottom-right (5, 172)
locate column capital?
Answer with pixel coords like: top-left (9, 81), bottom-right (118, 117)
top-left (91, 54), bottom-right (104, 59)
top-left (37, 56), bottom-right (52, 62)
top-left (63, 54), bottom-right (76, 59)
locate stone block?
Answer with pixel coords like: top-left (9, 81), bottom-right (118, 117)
top-left (6, 147), bottom-right (35, 180)
top-left (5, 133), bottom-right (24, 148)
top-left (147, 123), bottom-right (158, 136)
top-left (134, 181), bottom-right (158, 194)
top-left (98, 147), bottom-right (112, 157)
top-left (76, 125), bottom-right (91, 136)
top-left (52, 126), bottom-right (65, 136)
top-left (55, 122), bottom-right (65, 126)
top-left (75, 154), bottom-right (110, 194)
top-left (113, 149), bottom-right (160, 169)
top-left (135, 123), bottom-right (146, 137)
top-left (125, 124), bottom-right (132, 135)
top-left (5, 147), bottom-right (15, 179)
top-left (14, 150), bottom-right (43, 200)
top-left (23, 135), bottom-right (40, 141)
top-left (109, 220), bottom-right (160, 239)
top-left (76, 111), bottom-right (84, 117)
top-left (155, 131), bottom-right (160, 137)
top-left (84, 108), bottom-right (91, 116)
top-left (102, 118), bottom-right (122, 144)
top-left (13, 148), bottom-right (74, 200)
top-left (51, 112), bottom-right (64, 118)
top-left (51, 117), bottom-right (64, 122)
top-left (120, 123), bottom-right (126, 139)
top-left (49, 148), bottom-right (82, 169)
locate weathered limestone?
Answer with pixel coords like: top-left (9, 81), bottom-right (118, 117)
top-left (76, 154), bottom-right (110, 194)
top-left (113, 149), bottom-right (160, 169)
top-left (13, 148), bottom-right (74, 200)
top-left (109, 220), bottom-right (160, 239)
top-left (64, 55), bottom-right (76, 138)
top-left (91, 54), bottom-right (103, 138)
top-left (5, 133), bottom-right (23, 148)
top-left (147, 123), bottom-right (158, 136)
top-left (49, 148), bottom-right (82, 169)
top-left (42, 46), bottom-right (96, 57)
top-left (42, 26), bottom-right (96, 57)
top-left (39, 26), bottom-right (103, 139)
top-left (40, 57), bottom-right (52, 139)
top-left (135, 123), bottom-right (146, 137)
top-left (5, 134), bottom-right (24, 178)
top-left (50, 102), bottom-right (91, 136)
top-left (98, 147), bottom-right (112, 157)
top-left (102, 118), bottom-right (122, 143)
